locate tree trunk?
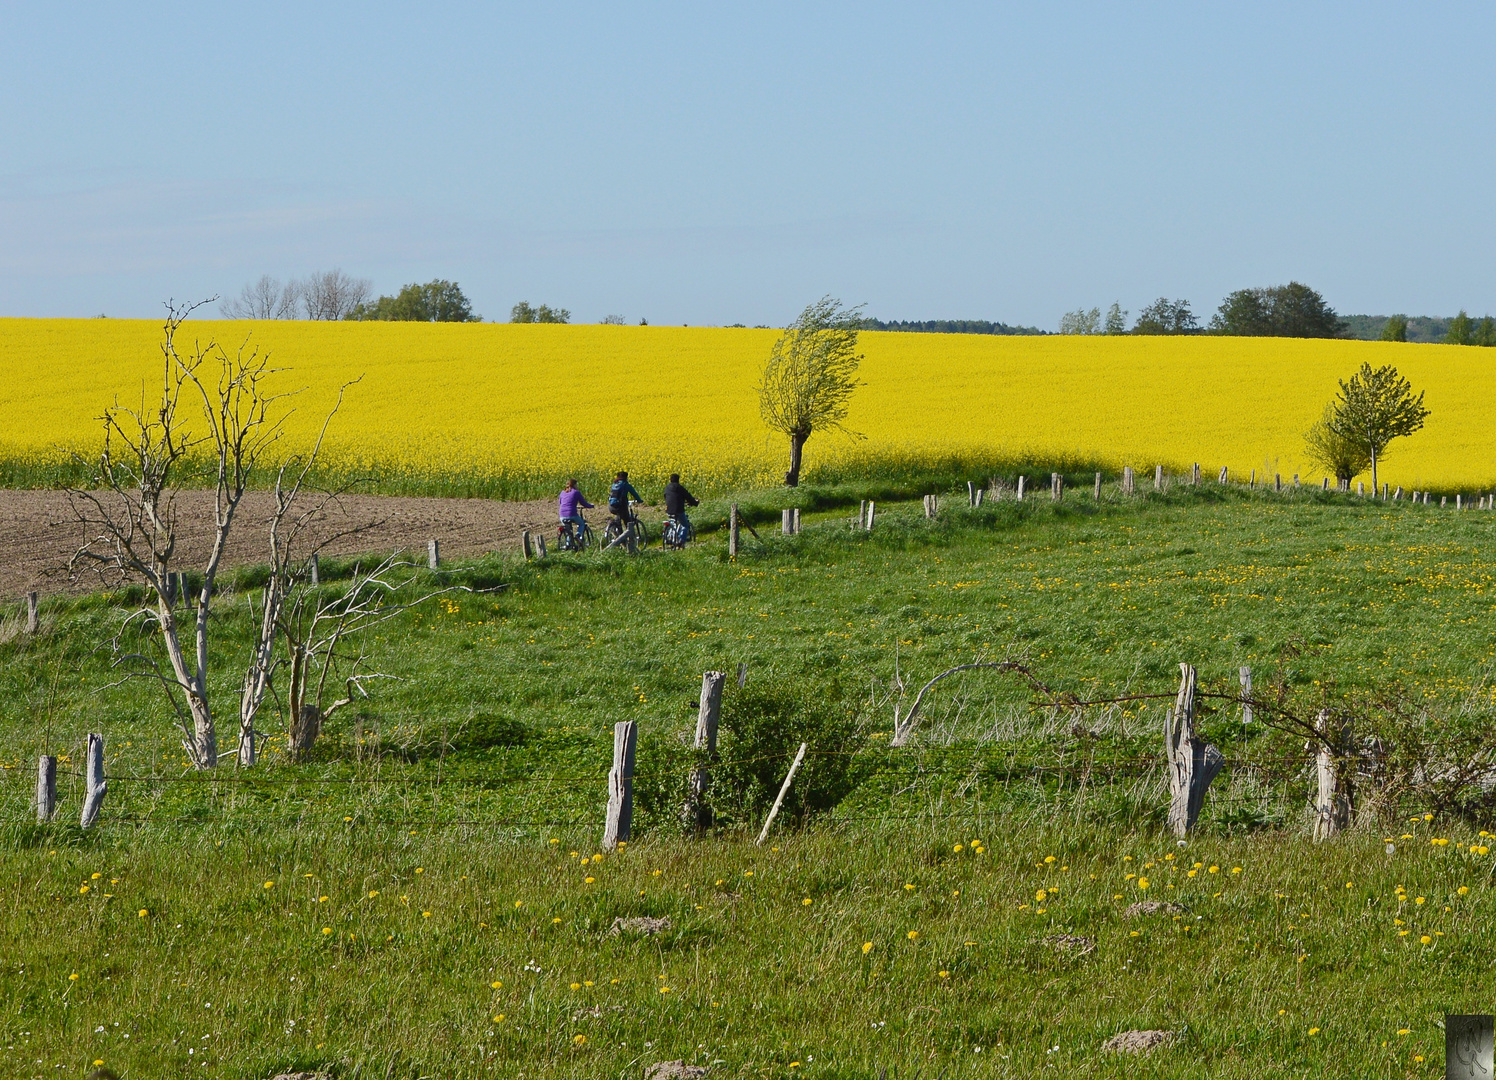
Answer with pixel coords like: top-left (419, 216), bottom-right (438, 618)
top-left (1369, 445), bottom-right (1378, 495)
top-left (785, 430), bottom-right (809, 487)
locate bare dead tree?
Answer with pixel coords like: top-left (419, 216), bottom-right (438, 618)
top-left (278, 554), bottom-right (469, 760)
top-left (68, 299), bottom-right (293, 769)
top-left (236, 380), bottom-right (368, 766)
top-left (300, 270), bottom-right (372, 321)
top-left (221, 275), bottom-right (301, 320)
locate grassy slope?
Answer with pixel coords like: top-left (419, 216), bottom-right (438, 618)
top-left (3, 488), bottom-right (1495, 1077)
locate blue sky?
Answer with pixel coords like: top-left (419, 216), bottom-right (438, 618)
top-left (2, 2), bottom-right (1492, 327)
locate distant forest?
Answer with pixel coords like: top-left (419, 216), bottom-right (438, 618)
top-left (858, 318), bottom-right (1046, 336)
top-left (1341, 315), bottom-right (1455, 344)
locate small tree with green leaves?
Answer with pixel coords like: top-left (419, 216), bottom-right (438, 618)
top-left (1058, 307), bottom-right (1100, 334)
top-left (1303, 404), bottom-right (1370, 485)
top-left (758, 296), bottom-right (865, 487)
top-left (1104, 303), bottom-right (1128, 334)
top-left (1327, 362), bottom-right (1429, 493)
top-left (1475, 316), bottom-right (1496, 347)
top-left (1380, 314), bottom-right (1408, 342)
top-left (510, 301), bottom-right (569, 324)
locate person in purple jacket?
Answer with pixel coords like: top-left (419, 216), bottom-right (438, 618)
top-left (558, 479), bottom-right (594, 538)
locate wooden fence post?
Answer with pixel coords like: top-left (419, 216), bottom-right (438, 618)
top-left (857, 501), bottom-right (866, 530)
top-left (756, 742), bottom-right (808, 845)
top-left (1293, 474), bottom-right (1300, 490)
top-left (1192, 463), bottom-right (1200, 485)
top-left (974, 488), bottom-right (984, 507)
top-left (1094, 472), bottom-right (1102, 499)
top-left (1323, 477), bottom-right (1330, 491)
top-left (25, 591), bottom-right (39, 635)
top-left (737, 662), bottom-right (748, 688)
top-left (1274, 474), bottom-right (1282, 493)
top-left (1239, 666), bottom-right (1252, 725)
top-left (1312, 710), bottom-right (1352, 841)
top-left (1154, 465), bottom-right (1163, 492)
top-left (1441, 496), bottom-right (1447, 508)
top-left (1016, 476), bottom-right (1026, 501)
top-left (967, 481), bottom-right (976, 507)
top-left (1393, 487), bottom-right (1403, 501)
top-left (1164, 664), bottom-right (1223, 837)
top-left (1424, 492), bottom-right (1431, 505)
top-left (1250, 469), bottom-right (1256, 490)
top-left (1218, 465), bottom-right (1228, 484)
top-left (35, 755), bottom-right (56, 822)
top-left (1358, 482), bottom-right (1366, 497)
top-left (1457, 495), bottom-right (1464, 510)
top-left (1123, 467), bottom-right (1133, 496)
top-left (729, 505), bottom-right (740, 556)
top-left (536, 535), bottom-right (547, 558)
top-left (1051, 473), bottom-right (1063, 502)
top-left (602, 720), bottom-right (638, 850)
top-left (865, 502), bottom-right (875, 530)
top-left (309, 553), bottom-right (320, 585)
top-left (793, 508), bottom-right (801, 534)
top-left (686, 671), bottom-right (726, 829)
top-left (428, 539), bottom-right (440, 570)
top-left (80, 733), bottom-right (106, 829)
top-left (781, 509), bottom-right (793, 536)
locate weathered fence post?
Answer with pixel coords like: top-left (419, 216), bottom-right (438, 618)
top-left (1312, 710), bottom-right (1352, 841)
top-left (756, 742), bottom-right (808, 845)
top-left (1358, 482), bottom-right (1366, 497)
top-left (1250, 469), bottom-right (1256, 490)
top-left (923, 494), bottom-right (935, 518)
top-left (1239, 666), bottom-right (1252, 725)
top-left (1274, 474), bottom-right (1282, 493)
top-left (729, 505), bottom-right (740, 556)
top-left (1323, 477), bottom-right (1330, 491)
top-left (857, 501), bottom-right (866, 530)
top-left (686, 671), bottom-right (726, 829)
top-left (35, 755), bottom-right (56, 822)
top-left (1293, 474), bottom-right (1300, 490)
top-left (782, 509), bottom-right (794, 536)
top-left (535, 535), bottom-right (547, 557)
top-left (793, 508), bottom-right (801, 533)
top-left (1164, 664), bottom-right (1224, 837)
top-left (974, 488), bottom-right (984, 507)
top-left (80, 733), bottom-right (106, 829)
top-left (737, 662), bottom-right (748, 688)
top-left (25, 591), bottom-right (39, 635)
top-left (1424, 492), bottom-right (1431, 505)
top-left (1094, 472), bottom-right (1102, 499)
top-left (1441, 496), bottom-right (1447, 508)
top-left (1218, 465), bottom-right (1228, 484)
top-left (428, 539), bottom-right (440, 570)
top-left (1192, 463), bottom-right (1200, 485)
top-left (1394, 487), bottom-right (1403, 501)
top-left (309, 553), bottom-right (320, 585)
top-left (602, 720), bottom-right (638, 850)
top-left (1051, 473), bottom-right (1063, 502)
top-left (1154, 465), bottom-right (1163, 492)
top-left (865, 501), bottom-right (876, 530)
top-left (968, 481), bottom-right (976, 507)
top-left (1123, 467), bottom-right (1134, 496)
top-left (1016, 476), bottom-right (1026, 501)
top-left (1457, 494), bottom-right (1464, 510)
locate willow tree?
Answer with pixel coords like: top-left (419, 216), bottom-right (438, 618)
top-left (758, 297), bottom-right (865, 487)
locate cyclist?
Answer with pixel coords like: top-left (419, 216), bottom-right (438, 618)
top-left (663, 472), bottom-right (699, 546)
top-left (558, 479), bottom-right (594, 545)
top-left (607, 470), bottom-right (645, 531)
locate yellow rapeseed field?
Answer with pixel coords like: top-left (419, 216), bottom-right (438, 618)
top-left (0, 317), bottom-right (1490, 495)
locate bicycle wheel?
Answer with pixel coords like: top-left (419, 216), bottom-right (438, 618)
top-left (631, 517), bottom-right (649, 549)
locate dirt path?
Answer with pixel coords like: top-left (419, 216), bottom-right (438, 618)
top-left (0, 489), bottom-right (562, 599)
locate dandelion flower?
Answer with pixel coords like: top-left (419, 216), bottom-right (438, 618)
top-left (415, 867), bottom-right (423, 874)
top-left (319, 895), bottom-right (328, 903)
top-left (343, 816), bottom-right (352, 822)
top-left (802, 898), bottom-right (813, 906)
top-left (1399, 930), bottom-right (1410, 937)
top-left (491, 981), bottom-right (502, 989)
top-left (1414, 1055), bottom-right (1424, 1063)
top-left (69, 973), bottom-right (79, 981)
top-left (1035, 890), bottom-right (1048, 902)
top-left (138, 909), bottom-right (148, 917)
top-left (1231, 867), bottom-right (1242, 874)
top-left (904, 883), bottom-right (915, 891)
top-left (1397, 1029), bottom-right (1410, 1036)
top-left (422, 911), bottom-right (432, 918)
top-left (368, 890), bottom-right (379, 898)
top-left (263, 881), bottom-right (275, 890)
top-left (78, 885), bottom-right (90, 895)
top-left (1458, 886), bottom-right (1470, 896)
top-left (1420, 935), bottom-right (1432, 945)
top-left (322, 927), bottom-right (332, 935)
top-left (659, 986), bottom-right (671, 994)
top-left (493, 1014), bottom-right (505, 1022)
top-left (1137, 877), bottom-right (1149, 890)
top-left (515, 900), bottom-right (523, 908)
top-left (953, 844), bottom-right (964, 853)
top-left (570, 982), bottom-right (581, 991)
top-left (938, 970), bottom-right (949, 978)
top-left (584, 876), bottom-right (595, 884)
top-left (907, 930), bottom-right (920, 940)
top-left (93, 1061), bottom-right (103, 1067)
top-left (652, 869), bottom-right (663, 877)
top-left (744, 871), bottom-right (753, 877)
top-left (1415, 896), bottom-right (1425, 905)
top-left (1187, 869), bottom-right (1197, 878)
top-left (584, 980), bottom-right (593, 987)
top-left (552, 917), bottom-right (562, 924)
top-left (862, 941), bottom-right (874, 954)
top-left (1044, 855), bottom-right (1056, 864)
top-left (573, 1034), bottom-right (586, 1046)
top-left (91, 872), bottom-right (102, 880)
top-left (1208, 865), bottom-right (1219, 873)
top-left (1308, 1027), bottom-right (1320, 1035)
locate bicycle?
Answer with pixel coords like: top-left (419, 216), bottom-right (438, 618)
top-left (557, 513), bottom-right (596, 552)
top-left (662, 514), bottom-right (694, 549)
top-left (603, 500), bottom-right (649, 551)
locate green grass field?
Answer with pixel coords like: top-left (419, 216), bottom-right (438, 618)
top-left (3, 487), bottom-right (1495, 1077)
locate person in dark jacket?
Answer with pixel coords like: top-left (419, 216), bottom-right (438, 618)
top-left (663, 473), bottom-right (699, 533)
top-left (608, 470), bottom-right (645, 529)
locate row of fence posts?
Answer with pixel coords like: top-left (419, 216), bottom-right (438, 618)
top-left (16, 660), bottom-right (1363, 846)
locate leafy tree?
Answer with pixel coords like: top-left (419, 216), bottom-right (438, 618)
top-left (1446, 310), bottom-right (1475, 345)
top-left (510, 301), bottom-right (570, 324)
top-left (1104, 303), bottom-right (1128, 335)
top-left (758, 296), bottom-right (865, 487)
top-left (1475, 316), bottom-right (1496, 347)
top-left (1058, 307), bottom-right (1100, 335)
top-left (1326, 362), bottom-right (1430, 493)
top-left (1380, 314), bottom-right (1409, 342)
top-left (1209, 282), bottom-right (1345, 337)
top-left (348, 280), bottom-right (480, 322)
top-left (1132, 298), bottom-right (1198, 335)
top-left (1303, 404), bottom-right (1370, 484)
